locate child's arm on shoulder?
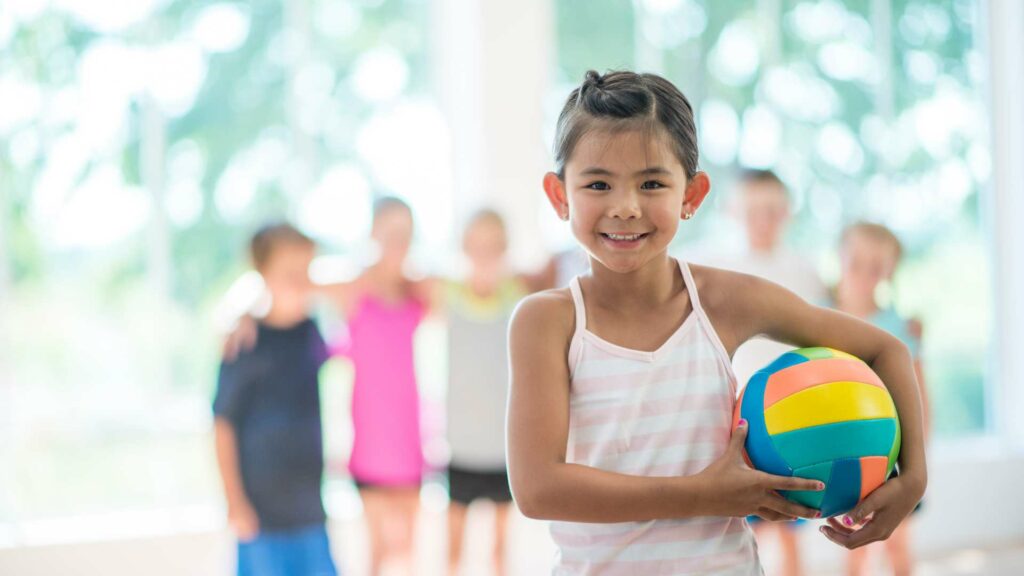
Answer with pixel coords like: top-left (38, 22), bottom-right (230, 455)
top-left (506, 290), bottom-right (823, 523)
top-left (723, 271), bottom-right (928, 548)
top-left (213, 418), bottom-right (260, 540)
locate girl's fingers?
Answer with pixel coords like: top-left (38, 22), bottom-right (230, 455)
top-left (730, 420), bottom-right (748, 452)
top-left (847, 487), bottom-right (887, 524)
top-left (756, 508), bottom-right (792, 522)
top-left (761, 472), bottom-right (826, 493)
top-left (763, 494), bottom-right (819, 519)
top-left (826, 516), bottom-right (856, 535)
top-left (820, 510), bottom-right (893, 549)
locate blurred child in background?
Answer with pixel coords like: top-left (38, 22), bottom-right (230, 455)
top-left (835, 222), bottom-right (930, 576)
top-left (213, 223), bottom-right (337, 576)
top-left (322, 197), bottom-right (429, 576)
top-left (706, 169), bottom-right (828, 576)
top-left (442, 210), bottom-right (525, 576)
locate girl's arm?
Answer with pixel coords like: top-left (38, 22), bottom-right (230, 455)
top-left (723, 271), bottom-right (927, 548)
top-left (506, 291), bottom-right (823, 523)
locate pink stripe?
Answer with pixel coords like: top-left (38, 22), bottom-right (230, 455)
top-left (552, 517), bottom-right (743, 548)
top-left (558, 548), bottom-right (755, 576)
top-left (570, 391), bottom-right (731, 429)
top-left (572, 426), bottom-right (728, 460)
top-left (610, 455), bottom-right (719, 477)
top-left (572, 361), bottom-right (730, 394)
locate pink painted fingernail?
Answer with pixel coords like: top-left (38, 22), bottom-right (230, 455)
top-left (813, 511), bottom-right (821, 519)
top-left (843, 516), bottom-right (853, 526)
top-left (738, 419), bottom-right (747, 427)
top-left (817, 482), bottom-right (826, 491)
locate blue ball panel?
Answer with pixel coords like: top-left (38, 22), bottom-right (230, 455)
top-left (758, 351), bottom-right (811, 376)
top-left (820, 457), bottom-right (862, 517)
top-left (741, 371), bottom-right (797, 477)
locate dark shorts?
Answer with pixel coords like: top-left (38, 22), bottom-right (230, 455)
top-left (353, 478), bottom-right (421, 491)
top-left (447, 464), bottom-right (512, 506)
top-left (237, 523), bottom-right (337, 576)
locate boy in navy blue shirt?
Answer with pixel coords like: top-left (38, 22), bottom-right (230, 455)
top-left (213, 223), bottom-right (337, 576)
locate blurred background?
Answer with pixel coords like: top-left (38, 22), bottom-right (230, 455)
top-left (1, 0), bottom-right (1023, 574)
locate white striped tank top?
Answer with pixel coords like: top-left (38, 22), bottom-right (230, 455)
top-left (551, 260), bottom-right (762, 575)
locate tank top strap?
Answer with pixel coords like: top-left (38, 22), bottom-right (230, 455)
top-left (678, 260), bottom-right (738, 394)
top-left (567, 277), bottom-right (588, 379)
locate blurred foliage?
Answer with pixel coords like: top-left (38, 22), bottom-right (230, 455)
top-left (555, 0), bottom-right (990, 439)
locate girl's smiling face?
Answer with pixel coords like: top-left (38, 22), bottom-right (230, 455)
top-left (545, 125), bottom-right (709, 274)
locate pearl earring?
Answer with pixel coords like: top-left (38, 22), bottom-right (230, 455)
top-left (683, 211), bottom-right (693, 220)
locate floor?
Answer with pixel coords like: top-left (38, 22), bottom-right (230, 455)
top-left (325, 485), bottom-right (1024, 576)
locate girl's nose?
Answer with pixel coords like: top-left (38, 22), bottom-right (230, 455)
top-left (607, 190), bottom-right (642, 220)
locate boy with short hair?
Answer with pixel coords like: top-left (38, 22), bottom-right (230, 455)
top-left (213, 223), bottom-right (337, 576)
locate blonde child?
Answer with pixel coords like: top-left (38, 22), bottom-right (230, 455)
top-left (506, 70), bottom-right (927, 574)
top-left (443, 209), bottom-right (526, 576)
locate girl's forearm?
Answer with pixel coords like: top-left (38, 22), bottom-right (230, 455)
top-left (514, 462), bottom-right (707, 522)
top-left (871, 342), bottom-right (928, 485)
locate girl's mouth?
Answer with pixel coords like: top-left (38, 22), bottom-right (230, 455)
top-left (600, 232), bottom-right (651, 247)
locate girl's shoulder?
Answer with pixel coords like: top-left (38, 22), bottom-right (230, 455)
top-left (685, 262), bottom-right (758, 309)
top-left (509, 287), bottom-right (576, 343)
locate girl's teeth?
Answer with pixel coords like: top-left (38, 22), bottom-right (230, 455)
top-left (607, 233), bottom-right (641, 241)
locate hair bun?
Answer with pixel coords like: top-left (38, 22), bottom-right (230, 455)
top-left (584, 70), bottom-right (603, 87)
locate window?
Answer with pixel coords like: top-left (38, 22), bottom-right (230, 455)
top-left (0, 0), bottom-right (445, 529)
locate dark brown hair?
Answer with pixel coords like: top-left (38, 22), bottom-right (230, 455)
top-left (553, 70), bottom-right (699, 178)
top-left (250, 223), bottom-right (314, 270)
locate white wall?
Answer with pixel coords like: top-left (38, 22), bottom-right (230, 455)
top-left (433, 0), bottom-right (553, 270)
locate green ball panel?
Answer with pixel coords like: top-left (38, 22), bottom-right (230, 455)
top-left (770, 418), bottom-right (899, 470)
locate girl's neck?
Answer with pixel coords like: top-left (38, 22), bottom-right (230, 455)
top-left (365, 261), bottom-right (409, 301)
top-left (586, 253), bottom-right (679, 310)
top-left (467, 261), bottom-right (504, 297)
top-left (835, 283), bottom-right (879, 318)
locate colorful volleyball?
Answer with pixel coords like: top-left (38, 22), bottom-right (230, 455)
top-left (732, 347), bottom-right (900, 518)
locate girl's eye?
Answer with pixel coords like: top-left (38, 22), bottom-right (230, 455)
top-left (585, 181), bottom-right (610, 191)
top-left (640, 180), bottom-right (666, 190)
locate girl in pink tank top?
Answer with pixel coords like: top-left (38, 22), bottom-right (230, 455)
top-left (507, 71), bottom-right (927, 575)
top-left (323, 196), bottom-right (430, 576)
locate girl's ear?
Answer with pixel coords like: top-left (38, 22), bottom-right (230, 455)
top-left (682, 171), bottom-right (711, 219)
top-left (543, 172), bottom-right (570, 221)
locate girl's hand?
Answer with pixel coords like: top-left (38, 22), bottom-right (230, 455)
top-left (697, 420), bottom-right (824, 521)
top-left (228, 500), bottom-right (260, 542)
top-left (819, 471), bottom-right (925, 549)
top-left (222, 315), bottom-right (258, 362)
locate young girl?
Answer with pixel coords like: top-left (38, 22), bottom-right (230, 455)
top-left (506, 70), bottom-right (927, 574)
top-left (834, 222), bottom-right (930, 576)
top-left (443, 209), bottom-right (526, 576)
top-left (326, 196), bottom-right (427, 576)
